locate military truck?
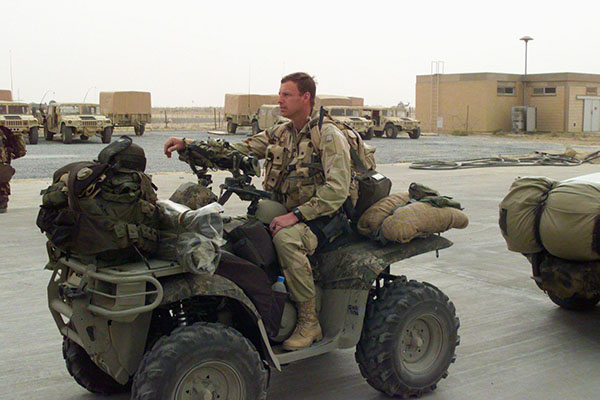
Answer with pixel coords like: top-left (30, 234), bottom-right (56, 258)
top-left (250, 105), bottom-right (289, 135)
top-left (362, 106), bottom-right (421, 139)
top-left (224, 94), bottom-right (278, 134)
top-left (0, 101), bottom-right (41, 144)
top-left (100, 91), bottom-right (151, 136)
top-left (326, 105), bottom-right (374, 140)
top-left (44, 102), bottom-right (113, 144)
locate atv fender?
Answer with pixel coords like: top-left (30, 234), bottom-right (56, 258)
top-left (160, 273), bottom-right (281, 371)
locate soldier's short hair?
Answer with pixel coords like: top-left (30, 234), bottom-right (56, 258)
top-left (281, 72), bottom-right (316, 109)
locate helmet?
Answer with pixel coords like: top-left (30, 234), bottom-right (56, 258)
top-left (169, 182), bottom-right (217, 210)
top-left (255, 199), bottom-right (287, 225)
top-left (97, 135), bottom-right (147, 171)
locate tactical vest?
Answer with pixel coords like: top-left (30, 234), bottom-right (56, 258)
top-left (37, 161), bottom-right (160, 261)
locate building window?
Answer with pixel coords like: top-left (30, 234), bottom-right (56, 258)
top-left (586, 87), bottom-right (598, 96)
top-left (533, 87), bottom-right (557, 96)
top-left (497, 83), bottom-right (516, 96)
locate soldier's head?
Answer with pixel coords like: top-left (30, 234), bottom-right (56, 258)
top-left (279, 72), bottom-right (316, 119)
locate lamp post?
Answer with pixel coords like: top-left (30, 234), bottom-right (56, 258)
top-left (520, 36), bottom-right (533, 106)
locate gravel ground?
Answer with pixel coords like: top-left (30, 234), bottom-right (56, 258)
top-left (12, 129), bottom-right (600, 180)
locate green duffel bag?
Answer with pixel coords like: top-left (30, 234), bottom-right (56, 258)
top-left (499, 176), bottom-right (557, 254)
top-left (540, 181), bottom-right (600, 261)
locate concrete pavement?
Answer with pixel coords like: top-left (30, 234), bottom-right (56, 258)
top-left (2, 163), bottom-right (600, 400)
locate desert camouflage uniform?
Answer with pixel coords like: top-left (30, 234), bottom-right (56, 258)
top-left (0, 126), bottom-right (27, 210)
top-left (227, 117), bottom-right (352, 302)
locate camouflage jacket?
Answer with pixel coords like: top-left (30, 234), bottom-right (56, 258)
top-left (0, 127), bottom-right (27, 164)
top-left (231, 117), bottom-right (351, 221)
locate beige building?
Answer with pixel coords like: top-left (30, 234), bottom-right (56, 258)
top-left (416, 72), bottom-right (600, 133)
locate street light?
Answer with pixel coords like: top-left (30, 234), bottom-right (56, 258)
top-left (520, 36), bottom-right (533, 106)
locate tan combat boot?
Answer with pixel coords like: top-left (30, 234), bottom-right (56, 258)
top-left (282, 298), bottom-right (323, 351)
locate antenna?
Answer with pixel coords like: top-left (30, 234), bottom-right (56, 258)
top-left (9, 50), bottom-right (13, 94)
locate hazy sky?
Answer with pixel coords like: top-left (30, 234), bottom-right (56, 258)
top-left (3, 0), bottom-right (599, 107)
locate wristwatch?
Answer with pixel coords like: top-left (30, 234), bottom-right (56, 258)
top-left (292, 208), bottom-right (305, 222)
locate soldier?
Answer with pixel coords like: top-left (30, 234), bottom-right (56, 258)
top-left (164, 72), bottom-right (352, 350)
top-left (0, 126), bottom-right (27, 213)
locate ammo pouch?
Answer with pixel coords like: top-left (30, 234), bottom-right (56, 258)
top-left (307, 212), bottom-right (351, 250)
top-left (354, 170), bottom-right (392, 218)
top-left (228, 219), bottom-right (279, 282)
top-left (0, 163), bottom-right (15, 184)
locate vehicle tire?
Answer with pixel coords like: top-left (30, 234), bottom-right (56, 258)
top-left (139, 124), bottom-right (146, 135)
top-left (62, 125), bottom-right (73, 144)
top-left (252, 120), bottom-right (260, 135)
top-left (28, 127), bottom-right (38, 144)
top-left (102, 126), bottom-right (113, 143)
top-left (134, 125), bottom-right (141, 135)
top-left (384, 123), bottom-right (398, 139)
top-left (227, 120), bottom-right (238, 134)
top-left (62, 336), bottom-right (130, 395)
top-left (547, 291), bottom-right (600, 311)
top-left (44, 123), bottom-right (54, 141)
top-left (374, 130), bottom-right (384, 138)
top-left (409, 127), bottom-right (421, 139)
top-left (131, 322), bottom-right (268, 400)
top-left (355, 280), bottom-right (459, 398)
top-left (362, 127), bottom-right (374, 140)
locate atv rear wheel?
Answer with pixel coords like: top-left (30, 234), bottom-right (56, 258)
top-left (384, 123), bottom-right (398, 138)
top-left (355, 279), bottom-right (459, 398)
top-left (132, 322), bottom-right (268, 400)
top-left (62, 337), bottom-right (130, 394)
top-left (547, 291), bottom-right (600, 311)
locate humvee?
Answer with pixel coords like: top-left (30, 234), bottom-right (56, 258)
top-left (326, 106), bottom-right (374, 140)
top-left (44, 102), bottom-right (113, 144)
top-left (0, 101), bottom-right (41, 144)
top-left (250, 105), bottom-right (289, 135)
top-left (362, 106), bottom-right (421, 139)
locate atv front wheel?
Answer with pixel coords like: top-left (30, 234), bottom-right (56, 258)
top-left (547, 291), bottom-right (600, 311)
top-left (132, 322), bottom-right (268, 400)
top-left (355, 279), bottom-right (459, 398)
top-left (62, 337), bottom-right (130, 394)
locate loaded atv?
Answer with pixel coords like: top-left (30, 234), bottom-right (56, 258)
top-left (44, 145), bottom-right (459, 399)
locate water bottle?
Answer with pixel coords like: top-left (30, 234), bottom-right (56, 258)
top-left (272, 276), bottom-right (287, 293)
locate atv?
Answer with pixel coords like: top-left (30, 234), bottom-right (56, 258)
top-left (45, 156), bottom-right (460, 400)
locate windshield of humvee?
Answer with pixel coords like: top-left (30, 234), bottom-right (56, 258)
top-left (6, 105), bottom-right (30, 114)
top-left (346, 109), bottom-right (360, 117)
top-left (381, 110), bottom-right (393, 117)
top-left (60, 105), bottom-right (80, 115)
top-left (81, 105), bottom-right (100, 115)
top-left (330, 108), bottom-right (345, 116)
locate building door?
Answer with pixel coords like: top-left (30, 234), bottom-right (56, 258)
top-left (583, 98), bottom-right (600, 132)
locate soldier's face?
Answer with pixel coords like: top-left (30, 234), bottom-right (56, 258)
top-left (278, 81), bottom-right (310, 119)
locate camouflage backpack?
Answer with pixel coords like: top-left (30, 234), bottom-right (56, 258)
top-left (36, 136), bottom-right (160, 261)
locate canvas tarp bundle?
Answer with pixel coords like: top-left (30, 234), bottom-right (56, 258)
top-left (498, 176), bottom-right (558, 254)
top-left (357, 192), bottom-right (410, 237)
top-left (539, 181), bottom-right (600, 261)
top-left (381, 202), bottom-right (469, 243)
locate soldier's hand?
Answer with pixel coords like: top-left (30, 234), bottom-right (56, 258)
top-left (270, 212), bottom-right (299, 236)
top-left (164, 137), bottom-right (185, 158)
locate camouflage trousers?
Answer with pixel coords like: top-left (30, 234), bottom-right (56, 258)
top-left (0, 182), bottom-right (9, 208)
top-left (272, 222), bottom-right (318, 303)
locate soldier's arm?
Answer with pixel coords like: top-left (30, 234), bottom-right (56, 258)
top-left (296, 125), bottom-right (351, 221)
top-left (230, 130), bottom-right (269, 159)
